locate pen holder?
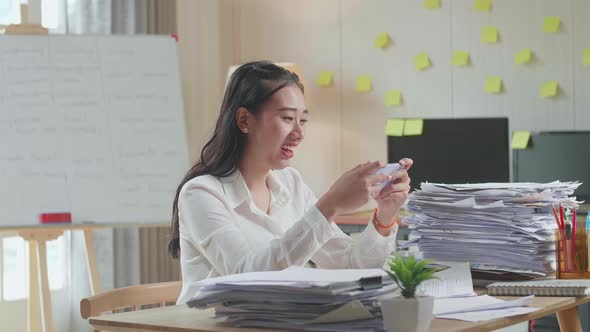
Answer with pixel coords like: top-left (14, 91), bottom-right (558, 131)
top-left (555, 219), bottom-right (590, 279)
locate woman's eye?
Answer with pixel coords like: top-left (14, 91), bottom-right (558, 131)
top-left (283, 117), bottom-right (294, 121)
top-left (300, 119), bottom-right (308, 125)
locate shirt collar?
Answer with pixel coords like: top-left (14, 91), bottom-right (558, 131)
top-left (220, 169), bottom-right (290, 210)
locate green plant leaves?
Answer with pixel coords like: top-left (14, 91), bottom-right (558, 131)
top-left (384, 254), bottom-right (439, 299)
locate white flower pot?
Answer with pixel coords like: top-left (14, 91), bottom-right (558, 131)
top-left (380, 296), bottom-right (434, 332)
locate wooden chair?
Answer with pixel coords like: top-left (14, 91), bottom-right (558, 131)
top-left (80, 281), bottom-right (182, 330)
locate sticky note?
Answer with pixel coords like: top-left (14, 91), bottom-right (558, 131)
top-left (481, 26), bottom-right (499, 43)
top-left (424, 0), bottom-right (440, 9)
top-left (543, 17), bottom-right (561, 33)
top-left (404, 119), bottom-right (424, 136)
top-left (485, 76), bottom-right (502, 93)
top-left (474, 0), bottom-right (492, 12)
top-left (512, 131), bottom-right (531, 149)
top-left (414, 52), bottom-right (431, 71)
top-left (540, 81), bottom-right (558, 98)
top-left (374, 32), bottom-right (391, 49)
top-left (356, 75), bottom-right (372, 92)
top-left (515, 48), bottom-right (532, 64)
top-left (583, 49), bottom-right (590, 65)
top-left (452, 50), bottom-right (470, 66)
top-left (385, 90), bottom-right (402, 106)
top-left (315, 71), bottom-right (333, 87)
top-left (385, 119), bottom-right (405, 136)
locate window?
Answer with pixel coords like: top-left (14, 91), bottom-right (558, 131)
top-left (0, 0), bottom-right (22, 25)
top-left (0, 0), bottom-right (66, 33)
top-left (1, 235), bottom-right (67, 301)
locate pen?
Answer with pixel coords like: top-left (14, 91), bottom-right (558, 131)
top-left (566, 222), bottom-right (572, 272)
top-left (558, 205), bottom-right (569, 271)
top-left (572, 209), bottom-right (577, 271)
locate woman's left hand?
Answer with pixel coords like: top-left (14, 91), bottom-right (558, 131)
top-left (374, 158), bottom-right (413, 225)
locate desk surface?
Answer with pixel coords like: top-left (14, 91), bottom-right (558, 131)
top-left (89, 295), bottom-right (590, 332)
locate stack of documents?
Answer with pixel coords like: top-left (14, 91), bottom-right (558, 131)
top-left (186, 263), bottom-right (474, 332)
top-left (401, 181), bottom-right (581, 278)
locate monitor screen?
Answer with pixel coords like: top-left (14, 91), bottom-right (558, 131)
top-left (387, 118), bottom-right (510, 191)
top-left (513, 131), bottom-right (590, 202)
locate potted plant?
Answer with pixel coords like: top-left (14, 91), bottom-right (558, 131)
top-left (380, 253), bottom-right (439, 332)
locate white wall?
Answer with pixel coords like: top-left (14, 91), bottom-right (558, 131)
top-left (178, 0), bottom-right (590, 196)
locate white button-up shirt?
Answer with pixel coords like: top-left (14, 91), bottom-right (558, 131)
top-left (176, 167), bottom-right (397, 304)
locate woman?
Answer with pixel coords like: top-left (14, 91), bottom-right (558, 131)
top-left (170, 61), bottom-right (412, 304)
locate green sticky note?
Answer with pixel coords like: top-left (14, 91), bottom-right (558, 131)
top-left (414, 52), bottom-right (431, 71)
top-left (540, 81), bottom-right (558, 98)
top-left (583, 49), bottom-right (590, 65)
top-left (512, 131), bottom-right (531, 149)
top-left (474, 0), bottom-right (492, 12)
top-left (315, 71), bottom-right (333, 87)
top-left (385, 119), bottom-right (405, 136)
top-left (485, 76), bottom-right (502, 93)
top-left (452, 50), bottom-right (470, 66)
top-left (424, 0), bottom-right (440, 9)
top-left (374, 32), bottom-right (391, 49)
top-left (515, 48), bottom-right (532, 64)
top-left (404, 119), bottom-right (424, 136)
top-left (543, 16), bottom-right (561, 33)
top-left (356, 75), bottom-right (372, 92)
top-left (481, 26), bottom-right (499, 43)
top-left (385, 90), bottom-right (402, 106)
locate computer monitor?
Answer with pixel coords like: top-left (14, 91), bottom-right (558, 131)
top-left (513, 131), bottom-right (590, 202)
top-left (387, 117), bottom-right (510, 191)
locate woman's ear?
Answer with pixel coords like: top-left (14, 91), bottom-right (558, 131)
top-left (236, 107), bottom-right (250, 133)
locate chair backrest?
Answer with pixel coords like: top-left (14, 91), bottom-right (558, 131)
top-left (80, 281), bottom-right (182, 319)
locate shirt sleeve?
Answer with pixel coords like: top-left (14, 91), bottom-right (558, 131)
top-left (178, 182), bottom-right (338, 275)
top-left (298, 178), bottom-right (398, 269)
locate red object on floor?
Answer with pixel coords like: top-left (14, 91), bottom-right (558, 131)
top-left (39, 212), bottom-right (72, 223)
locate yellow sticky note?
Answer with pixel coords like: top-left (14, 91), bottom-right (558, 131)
top-left (374, 32), bottom-right (391, 49)
top-left (385, 119), bottom-right (405, 137)
top-left (452, 50), bottom-right (470, 66)
top-left (512, 131), bottom-right (531, 149)
top-left (424, 0), bottom-right (440, 9)
top-left (583, 49), bottom-right (590, 65)
top-left (481, 26), bottom-right (499, 43)
top-left (315, 71), bottom-right (333, 87)
top-left (485, 76), bottom-right (502, 93)
top-left (356, 75), bottom-right (372, 92)
top-left (474, 0), bottom-right (492, 12)
top-left (385, 90), bottom-right (402, 107)
top-left (404, 119), bottom-right (424, 136)
top-left (543, 16), bottom-right (561, 33)
top-left (515, 48), bottom-right (532, 64)
top-left (540, 81), bottom-right (558, 98)
top-left (414, 52), bottom-right (431, 71)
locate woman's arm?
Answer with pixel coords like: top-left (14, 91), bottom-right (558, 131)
top-left (179, 183), bottom-right (337, 275)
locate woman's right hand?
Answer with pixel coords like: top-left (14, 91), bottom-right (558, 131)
top-left (316, 161), bottom-right (389, 221)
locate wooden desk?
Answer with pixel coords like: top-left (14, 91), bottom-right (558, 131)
top-left (88, 295), bottom-right (589, 332)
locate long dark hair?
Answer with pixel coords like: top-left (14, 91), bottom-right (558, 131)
top-left (168, 61), bottom-right (304, 258)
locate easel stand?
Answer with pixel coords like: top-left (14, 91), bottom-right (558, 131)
top-left (10, 227), bottom-right (102, 332)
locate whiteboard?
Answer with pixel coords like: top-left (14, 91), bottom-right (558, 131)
top-left (0, 35), bottom-right (189, 227)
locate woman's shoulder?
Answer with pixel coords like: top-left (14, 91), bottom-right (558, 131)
top-left (179, 174), bottom-right (223, 198)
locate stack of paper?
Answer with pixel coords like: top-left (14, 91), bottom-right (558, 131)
top-left (401, 181), bottom-right (581, 279)
top-left (187, 266), bottom-right (397, 332)
top-left (186, 263), bottom-right (474, 332)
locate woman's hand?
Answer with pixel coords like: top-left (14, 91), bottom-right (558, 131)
top-left (316, 161), bottom-right (389, 221)
top-left (374, 158), bottom-right (413, 227)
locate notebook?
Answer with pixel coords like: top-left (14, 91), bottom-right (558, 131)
top-left (487, 279), bottom-right (590, 297)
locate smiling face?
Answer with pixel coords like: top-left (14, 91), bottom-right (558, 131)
top-left (239, 84), bottom-right (308, 171)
